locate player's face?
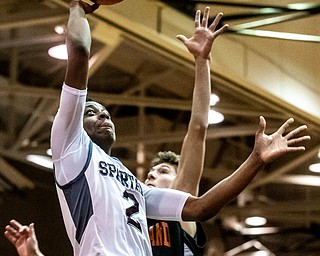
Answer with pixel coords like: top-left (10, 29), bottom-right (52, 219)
top-left (83, 101), bottom-right (116, 144)
top-left (145, 163), bottom-right (176, 188)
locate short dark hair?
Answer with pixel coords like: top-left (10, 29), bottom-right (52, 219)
top-left (150, 151), bottom-right (180, 170)
top-left (86, 97), bottom-right (107, 110)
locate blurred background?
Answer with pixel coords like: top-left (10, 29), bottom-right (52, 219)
top-left (0, 0), bottom-right (319, 255)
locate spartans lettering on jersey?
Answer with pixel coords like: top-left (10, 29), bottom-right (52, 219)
top-left (149, 222), bottom-right (171, 247)
top-left (98, 161), bottom-right (143, 195)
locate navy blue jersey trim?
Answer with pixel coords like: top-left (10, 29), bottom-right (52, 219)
top-left (63, 174), bottom-right (94, 243)
top-left (54, 140), bottom-right (94, 244)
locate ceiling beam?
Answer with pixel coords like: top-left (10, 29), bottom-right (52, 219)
top-left (0, 14), bottom-right (67, 31)
top-left (10, 98), bottom-right (58, 151)
top-left (227, 29), bottom-right (320, 43)
top-left (115, 123), bottom-right (277, 146)
top-left (0, 84), bottom-right (279, 117)
top-left (0, 34), bottom-right (65, 49)
top-left (219, 199), bottom-right (320, 217)
top-left (0, 157), bottom-right (34, 190)
top-left (188, 1), bottom-right (320, 12)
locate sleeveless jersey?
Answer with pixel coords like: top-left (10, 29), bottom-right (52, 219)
top-left (148, 219), bottom-right (206, 256)
top-left (51, 84), bottom-right (190, 256)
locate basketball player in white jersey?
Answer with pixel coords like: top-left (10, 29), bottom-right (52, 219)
top-left (4, 1), bottom-right (310, 256)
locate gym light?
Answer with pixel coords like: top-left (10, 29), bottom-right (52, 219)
top-left (209, 94), bottom-right (224, 124)
top-left (208, 110), bottom-right (224, 124)
top-left (26, 155), bottom-right (53, 170)
top-left (308, 149), bottom-right (320, 173)
top-left (245, 216), bottom-right (267, 227)
top-left (54, 25), bottom-right (66, 35)
top-left (309, 163), bottom-right (320, 173)
top-left (210, 94), bottom-right (220, 106)
top-left (48, 44), bottom-right (68, 60)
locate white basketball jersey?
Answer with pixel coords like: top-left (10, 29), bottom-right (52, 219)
top-left (51, 84), bottom-right (189, 256)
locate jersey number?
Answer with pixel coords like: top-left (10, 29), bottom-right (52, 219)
top-left (123, 191), bottom-right (142, 232)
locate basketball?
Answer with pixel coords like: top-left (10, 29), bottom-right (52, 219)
top-left (93, 0), bottom-right (123, 5)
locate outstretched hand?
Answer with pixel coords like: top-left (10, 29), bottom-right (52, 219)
top-left (4, 220), bottom-right (43, 256)
top-left (177, 7), bottom-right (229, 60)
top-left (70, 0), bottom-right (100, 14)
top-left (254, 116), bottom-right (310, 164)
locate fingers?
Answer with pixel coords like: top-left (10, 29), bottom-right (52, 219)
top-left (4, 219), bottom-right (32, 245)
top-left (29, 223), bottom-right (36, 238)
top-left (208, 12), bottom-right (223, 32)
top-left (4, 230), bottom-right (17, 245)
top-left (281, 120), bottom-right (310, 148)
top-left (19, 225), bottom-right (30, 235)
top-left (195, 9), bottom-right (201, 28)
top-left (4, 224), bottom-right (20, 245)
top-left (176, 34), bottom-right (188, 44)
top-left (284, 124), bottom-right (308, 139)
top-left (76, 0), bottom-right (100, 14)
top-left (287, 135), bottom-right (311, 147)
top-left (276, 119), bottom-right (310, 150)
top-left (214, 23), bottom-right (229, 36)
top-left (274, 117), bottom-right (294, 136)
top-left (201, 7), bottom-right (210, 28)
top-left (256, 116), bottom-right (266, 136)
top-left (8, 219), bottom-right (21, 232)
top-left (286, 145), bottom-right (306, 152)
top-left (9, 219), bottom-right (23, 231)
top-left (196, 7), bottom-right (228, 31)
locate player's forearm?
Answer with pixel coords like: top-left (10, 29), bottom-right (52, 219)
top-left (189, 57), bottom-right (211, 130)
top-left (182, 151), bottom-right (265, 221)
top-left (172, 57), bottom-right (210, 194)
top-left (68, 3), bottom-right (91, 53)
top-left (65, 2), bottom-right (91, 89)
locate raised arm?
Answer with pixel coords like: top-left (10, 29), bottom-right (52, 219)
top-left (64, 0), bottom-right (99, 89)
top-left (170, 7), bottom-right (228, 195)
top-left (181, 116), bottom-right (310, 221)
top-left (51, 1), bottom-right (100, 166)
